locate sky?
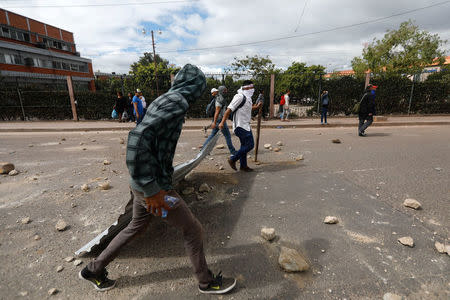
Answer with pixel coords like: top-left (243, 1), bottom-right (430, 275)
top-left (2, 0), bottom-right (449, 74)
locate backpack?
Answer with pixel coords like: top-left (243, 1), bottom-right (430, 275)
top-left (352, 94), bottom-right (365, 114)
top-left (205, 96), bottom-right (216, 118)
top-left (322, 95), bottom-right (329, 106)
top-left (280, 94), bottom-right (285, 106)
top-left (229, 95), bottom-right (246, 121)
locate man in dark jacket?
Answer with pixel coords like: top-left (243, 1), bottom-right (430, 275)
top-left (358, 84), bottom-right (377, 136)
top-left (79, 64), bottom-right (236, 295)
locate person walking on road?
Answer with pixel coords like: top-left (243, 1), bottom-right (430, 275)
top-left (203, 86), bottom-right (236, 155)
top-left (358, 84), bottom-right (377, 136)
top-left (320, 90), bottom-right (330, 125)
top-left (132, 89), bottom-right (144, 125)
top-left (280, 90), bottom-right (290, 121)
top-left (219, 80), bottom-right (262, 172)
top-left (114, 91), bottom-right (127, 122)
top-left (79, 64), bottom-right (236, 294)
top-left (127, 92), bottom-right (135, 122)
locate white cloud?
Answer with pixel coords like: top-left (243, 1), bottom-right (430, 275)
top-left (6, 0), bottom-right (449, 73)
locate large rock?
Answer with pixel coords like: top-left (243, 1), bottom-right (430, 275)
top-left (55, 220), bottom-right (68, 231)
top-left (8, 170), bottom-right (19, 176)
top-left (264, 144), bottom-right (271, 149)
top-left (21, 217), bottom-right (31, 224)
top-left (0, 162), bottom-right (15, 174)
top-left (434, 241), bottom-right (446, 253)
top-left (332, 139), bottom-right (341, 144)
top-left (295, 155), bottom-right (304, 161)
top-left (48, 288), bottom-right (58, 296)
top-left (98, 182), bottom-right (111, 190)
top-left (198, 183), bottom-right (211, 193)
top-left (261, 227), bottom-right (276, 241)
top-left (103, 160), bottom-right (111, 165)
top-left (81, 184), bottom-right (90, 192)
top-left (403, 198), bottom-right (421, 210)
top-left (398, 236), bottom-right (414, 247)
top-left (323, 216), bottom-right (339, 224)
top-left (278, 247), bottom-right (309, 272)
top-left (273, 147), bottom-right (281, 152)
top-left (383, 293), bottom-right (402, 300)
top-left (276, 141), bottom-right (283, 146)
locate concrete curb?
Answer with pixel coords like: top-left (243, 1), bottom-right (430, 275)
top-left (1, 121), bottom-right (449, 132)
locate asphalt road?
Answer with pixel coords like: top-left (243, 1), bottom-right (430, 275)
top-left (0, 125), bottom-right (448, 299)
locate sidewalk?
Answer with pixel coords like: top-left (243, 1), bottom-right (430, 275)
top-left (1, 115), bottom-right (449, 132)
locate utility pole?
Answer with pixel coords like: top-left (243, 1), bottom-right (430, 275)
top-left (151, 30), bottom-right (159, 96)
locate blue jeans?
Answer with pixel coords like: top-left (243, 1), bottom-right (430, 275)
top-left (321, 106), bottom-right (328, 123)
top-left (231, 127), bottom-right (254, 169)
top-left (280, 107), bottom-right (290, 120)
top-left (203, 118), bottom-right (236, 155)
top-left (136, 115), bottom-right (143, 125)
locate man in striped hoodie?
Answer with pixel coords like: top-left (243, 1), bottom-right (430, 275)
top-left (80, 64), bottom-right (236, 295)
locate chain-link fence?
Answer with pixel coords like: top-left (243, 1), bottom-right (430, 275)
top-left (0, 69), bottom-right (448, 121)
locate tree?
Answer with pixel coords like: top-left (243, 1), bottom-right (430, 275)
top-left (277, 62), bottom-right (325, 100)
top-left (227, 55), bottom-right (276, 76)
top-left (352, 20), bottom-right (446, 77)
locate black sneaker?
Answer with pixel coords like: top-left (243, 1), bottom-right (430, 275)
top-left (228, 158), bottom-right (237, 171)
top-left (199, 271), bottom-right (236, 294)
top-left (79, 266), bottom-right (116, 291)
top-left (240, 166), bottom-right (254, 172)
top-left (358, 132), bottom-right (366, 137)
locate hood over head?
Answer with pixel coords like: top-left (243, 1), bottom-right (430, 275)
top-left (218, 86), bottom-right (227, 95)
top-left (169, 64), bottom-right (206, 104)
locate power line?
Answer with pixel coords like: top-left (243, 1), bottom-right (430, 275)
top-left (158, 0), bottom-right (450, 54)
top-left (294, 0), bottom-right (309, 32)
top-left (2, 0), bottom-right (198, 8)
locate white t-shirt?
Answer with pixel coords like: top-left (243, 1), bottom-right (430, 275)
top-left (140, 96), bottom-right (147, 109)
top-left (284, 94), bottom-right (290, 108)
top-left (228, 93), bottom-right (252, 132)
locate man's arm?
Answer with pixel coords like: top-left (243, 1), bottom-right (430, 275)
top-left (211, 106), bottom-right (221, 129)
top-left (252, 102), bottom-right (262, 111)
top-left (219, 108), bottom-right (232, 130)
top-left (133, 102), bottom-right (140, 120)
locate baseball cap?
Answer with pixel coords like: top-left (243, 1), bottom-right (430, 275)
top-left (211, 88), bottom-right (218, 93)
top-left (136, 89), bottom-right (141, 93)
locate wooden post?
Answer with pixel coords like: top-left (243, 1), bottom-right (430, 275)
top-left (364, 71), bottom-right (370, 89)
top-left (66, 76), bottom-right (78, 121)
top-left (254, 104), bottom-right (263, 162)
top-left (269, 73), bottom-right (275, 118)
top-left (170, 73), bottom-right (175, 85)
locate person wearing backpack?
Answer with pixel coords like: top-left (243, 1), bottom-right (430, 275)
top-left (358, 84), bottom-right (377, 136)
top-left (280, 90), bottom-right (290, 121)
top-left (320, 90), bottom-right (330, 125)
top-left (202, 86), bottom-right (236, 155)
top-left (219, 80), bottom-right (262, 172)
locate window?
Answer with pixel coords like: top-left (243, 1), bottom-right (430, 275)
top-left (13, 54), bottom-right (23, 65)
top-left (0, 53), bottom-right (5, 64)
top-left (62, 44), bottom-right (69, 51)
top-left (62, 62), bottom-right (70, 70)
top-left (52, 61), bottom-right (62, 69)
top-left (5, 54), bottom-right (12, 64)
top-left (70, 63), bottom-right (79, 71)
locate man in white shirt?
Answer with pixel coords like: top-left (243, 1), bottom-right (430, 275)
top-left (219, 80), bottom-right (262, 172)
top-left (281, 90), bottom-right (290, 121)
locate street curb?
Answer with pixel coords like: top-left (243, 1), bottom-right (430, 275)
top-left (1, 121), bottom-right (449, 132)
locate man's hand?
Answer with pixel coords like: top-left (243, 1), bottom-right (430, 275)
top-left (144, 190), bottom-right (171, 216)
top-left (368, 113), bottom-right (373, 116)
top-left (218, 121), bottom-right (225, 130)
top-left (210, 122), bottom-right (216, 129)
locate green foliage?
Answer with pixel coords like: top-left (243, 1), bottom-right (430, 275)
top-left (276, 62), bottom-right (325, 99)
top-left (227, 55), bottom-right (276, 76)
top-left (352, 20), bottom-right (446, 76)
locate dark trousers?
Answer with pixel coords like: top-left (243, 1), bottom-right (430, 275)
top-left (87, 189), bottom-right (212, 288)
top-left (321, 106), bottom-right (328, 124)
top-left (358, 115), bottom-right (373, 133)
top-left (231, 127), bottom-right (254, 168)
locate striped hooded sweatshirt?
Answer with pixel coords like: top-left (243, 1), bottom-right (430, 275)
top-left (126, 64), bottom-right (206, 197)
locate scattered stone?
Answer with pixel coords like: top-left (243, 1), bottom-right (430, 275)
top-left (61, 138), bottom-right (66, 141)
top-left (277, 141), bottom-right (283, 146)
top-left (34, 234), bottom-right (41, 240)
top-left (323, 216), bottom-right (339, 224)
top-left (332, 139), bottom-right (341, 144)
top-left (182, 187), bottom-right (195, 195)
top-left (264, 144), bottom-right (271, 149)
top-left (73, 259), bottom-right (82, 266)
top-left (398, 236), bottom-right (414, 248)
top-left (278, 246), bottom-right (309, 272)
top-left (19, 291), bottom-right (28, 297)
top-left (198, 183), bottom-right (211, 193)
top-left (383, 292), bottom-right (403, 300)
top-left (295, 155), bottom-right (304, 161)
top-left (91, 139), bottom-right (96, 142)
top-left (219, 165), bottom-right (224, 170)
top-left (403, 198), bottom-right (421, 210)
top-left (269, 147), bottom-right (273, 151)
top-left (21, 217), bottom-right (31, 224)
top-left (261, 227), bottom-right (276, 241)
top-left (119, 138), bottom-right (125, 144)
top-left (209, 157), bottom-right (214, 160)
top-left (81, 184), bottom-right (90, 192)
top-left (28, 144), bottom-right (34, 147)
top-left (8, 169), bottom-right (19, 176)
top-left (79, 142), bottom-right (84, 145)
top-left (273, 147), bottom-right (281, 152)
top-left (255, 161), bottom-right (261, 165)
top-left (48, 288), bottom-right (58, 296)
top-left (55, 220), bottom-right (68, 231)
top-left (0, 162), bottom-right (15, 174)
top-left (56, 266), bottom-right (64, 272)
top-left (216, 144), bottom-right (225, 149)
top-left (446, 245), bottom-right (450, 255)
top-left (102, 159), bottom-right (111, 166)
top-left (191, 147), bottom-right (197, 150)
top-left (82, 148), bottom-right (87, 151)
top-left (434, 167), bottom-right (442, 171)
top-left (321, 249), bottom-right (326, 253)
top-left (98, 182), bottom-right (111, 190)
top-left (64, 256), bottom-right (74, 262)
top-left (435, 241), bottom-right (446, 253)
top-left (71, 203), bottom-right (77, 208)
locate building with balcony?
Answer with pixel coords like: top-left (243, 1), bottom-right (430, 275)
top-left (0, 8), bottom-right (95, 90)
